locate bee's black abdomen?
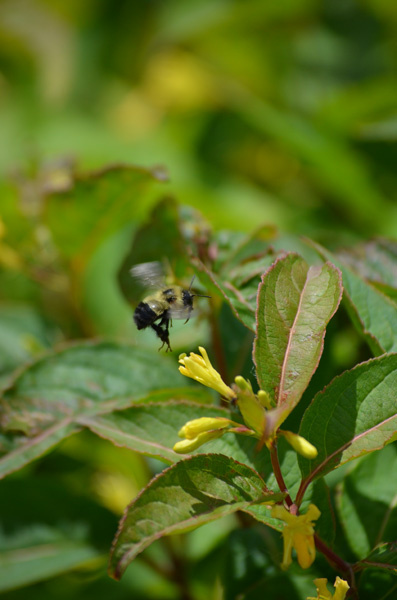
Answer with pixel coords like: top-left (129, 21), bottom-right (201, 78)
top-left (133, 302), bottom-right (157, 330)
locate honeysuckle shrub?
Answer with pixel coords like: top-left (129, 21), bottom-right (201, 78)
top-left (0, 174), bottom-right (396, 600)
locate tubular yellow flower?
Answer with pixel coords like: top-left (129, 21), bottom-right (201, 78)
top-left (257, 389), bottom-right (273, 409)
top-left (174, 416), bottom-right (236, 454)
top-left (179, 347), bottom-right (236, 401)
top-left (237, 393), bottom-right (267, 437)
top-left (173, 429), bottom-right (225, 453)
top-left (234, 376), bottom-right (267, 437)
top-left (271, 504), bottom-right (321, 570)
top-left (178, 417), bottom-right (234, 439)
top-left (307, 576), bottom-right (350, 600)
top-left (280, 430), bottom-right (318, 459)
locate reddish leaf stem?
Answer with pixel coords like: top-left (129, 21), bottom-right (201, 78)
top-left (295, 476), bottom-right (310, 507)
top-left (269, 441), bottom-right (293, 507)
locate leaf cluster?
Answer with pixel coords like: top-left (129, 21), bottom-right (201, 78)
top-left (1, 181), bottom-right (396, 599)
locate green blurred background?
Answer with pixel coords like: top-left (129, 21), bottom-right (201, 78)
top-left (0, 1), bottom-right (396, 598)
top-left (1, 0), bottom-right (397, 236)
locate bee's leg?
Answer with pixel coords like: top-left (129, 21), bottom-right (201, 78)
top-left (158, 314), bottom-right (171, 329)
top-left (151, 322), bottom-right (172, 352)
top-left (183, 307), bottom-right (193, 324)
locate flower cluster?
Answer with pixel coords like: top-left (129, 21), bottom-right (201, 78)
top-left (173, 347), bottom-right (324, 574)
top-left (174, 347), bottom-right (317, 461)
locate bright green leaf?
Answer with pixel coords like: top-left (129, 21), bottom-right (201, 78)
top-left (298, 354), bottom-right (397, 485)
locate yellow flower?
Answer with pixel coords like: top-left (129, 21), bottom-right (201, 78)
top-left (271, 504), bottom-right (321, 570)
top-left (179, 347), bottom-right (236, 401)
top-left (178, 417), bottom-right (234, 439)
top-left (173, 430), bottom-right (224, 453)
top-left (177, 350), bottom-right (317, 456)
top-left (173, 416), bottom-right (234, 454)
top-left (234, 376), bottom-right (268, 437)
top-left (279, 430), bottom-right (318, 459)
top-left (307, 576), bottom-right (350, 600)
top-left (257, 389), bottom-right (274, 409)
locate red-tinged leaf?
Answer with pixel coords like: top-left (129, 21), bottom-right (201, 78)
top-left (108, 454), bottom-right (282, 580)
top-left (253, 254), bottom-right (342, 431)
top-left (298, 354), bottom-right (397, 494)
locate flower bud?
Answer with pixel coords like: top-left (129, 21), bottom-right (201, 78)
top-left (257, 389), bottom-right (273, 409)
top-left (173, 429), bottom-right (224, 453)
top-left (237, 394), bottom-right (266, 437)
top-left (280, 430), bottom-right (318, 459)
top-left (178, 417), bottom-right (234, 439)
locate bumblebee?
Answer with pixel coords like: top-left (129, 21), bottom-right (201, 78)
top-left (131, 262), bottom-right (210, 351)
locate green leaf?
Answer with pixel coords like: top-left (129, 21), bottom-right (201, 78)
top-left (81, 400), bottom-right (277, 480)
top-left (253, 253), bottom-right (342, 430)
top-left (311, 241), bottom-right (397, 354)
top-left (193, 261), bottom-right (258, 330)
top-left (0, 306), bottom-right (54, 378)
top-left (46, 163), bottom-right (167, 262)
top-left (336, 444), bottom-right (397, 559)
top-left (0, 477), bottom-right (117, 591)
top-left (221, 529), bottom-right (273, 600)
top-left (118, 198), bottom-right (191, 306)
top-left (191, 226), bottom-right (278, 331)
top-left (0, 421), bottom-right (79, 482)
top-left (108, 454), bottom-right (282, 580)
top-left (233, 90), bottom-right (388, 232)
top-left (0, 342), bottom-right (187, 478)
top-left (0, 541), bottom-right (100, 593)
top-left (80, 401), bottom-right (231, 464)
top-left (298, 354), bottom-right (397, 486)
top-left (357, 542), bottom-right (397, 572)
top-left (337, 238), bottom-right (397, 294)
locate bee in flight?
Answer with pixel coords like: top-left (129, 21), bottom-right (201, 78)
top-left (131, 261), bottom-right (210, 351)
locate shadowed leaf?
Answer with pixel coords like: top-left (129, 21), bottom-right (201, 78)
top-left (336, 444), bottom-right (397, 559)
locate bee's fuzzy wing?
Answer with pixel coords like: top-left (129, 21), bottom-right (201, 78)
top-left (130, 261), bottom-right (165, 289)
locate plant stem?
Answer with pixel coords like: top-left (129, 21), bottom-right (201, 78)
top-left (314, 534), bottom-right (358, 598)
top-left (269, 441), bottom-right (293, 507)
top-left (295, 477), bottom-right (310, 507)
